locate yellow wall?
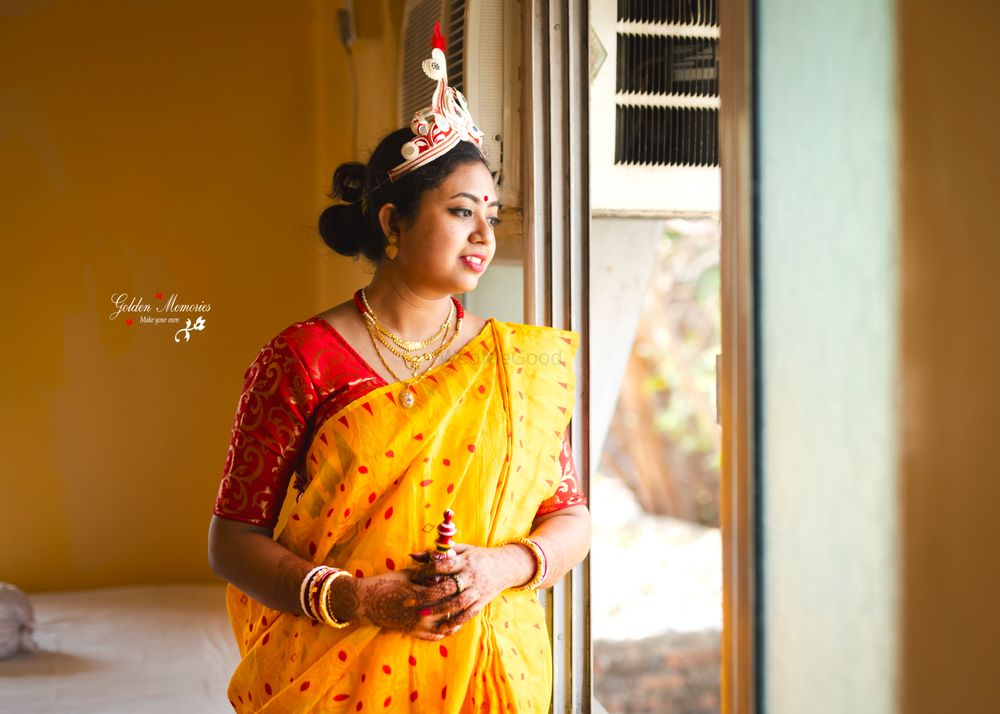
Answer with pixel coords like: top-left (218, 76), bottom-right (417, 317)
top-left (899, 2), bottom-right (1000, 712)
top-left (0, 1), bottom-right (404, 592)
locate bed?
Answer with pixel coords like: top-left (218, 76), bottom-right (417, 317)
top-left (0, 583), bottom-right (239, 713)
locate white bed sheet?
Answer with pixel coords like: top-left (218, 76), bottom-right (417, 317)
top-left (0, 583), bottom-right (240, 713)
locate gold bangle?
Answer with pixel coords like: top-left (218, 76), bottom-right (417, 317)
top-left (318, 569), bottom-right (352, 629)
top-left (503, 537), bottom-right (547, 591)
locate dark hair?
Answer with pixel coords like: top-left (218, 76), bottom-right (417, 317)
top-left (318, 127), bottom-right (491, 262)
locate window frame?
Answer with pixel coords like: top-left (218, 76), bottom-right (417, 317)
top-left (519, 0), bottom-right (757, 712)
top-left (520, 0), bottom-right (592, 711)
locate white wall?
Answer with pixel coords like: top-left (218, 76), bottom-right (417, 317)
top-left (463, 262), bottom-right (525, 325)
top-left (757, 0), bottom-right (899, 712)
top-left (588, 218), bottom-right (665, 462)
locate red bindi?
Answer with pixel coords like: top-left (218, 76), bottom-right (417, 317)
top-left (483, 196), bottom-right (488, 201)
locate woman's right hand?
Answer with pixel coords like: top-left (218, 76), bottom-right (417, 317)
top-left (330, 570), bottom-right (459, 641)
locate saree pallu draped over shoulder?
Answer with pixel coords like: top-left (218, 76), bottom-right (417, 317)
top-left (224, 318), bottom-right (580, 713)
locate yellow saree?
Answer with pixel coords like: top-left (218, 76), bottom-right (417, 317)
top-left (224, 318), bottom-right (580, 713)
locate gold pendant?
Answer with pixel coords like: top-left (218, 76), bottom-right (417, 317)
top-left (400, 389), bottom-right (415, 408)
top-left (403, 355), bottom-right (426, 372)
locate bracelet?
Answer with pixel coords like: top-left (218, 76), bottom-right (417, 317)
top-left (318, 569), bottom-right (352, 629)
top-left (308, 567), bottom-right (336, 620)
top-left (309, 567), bottom-right (340, 621)
top-left (503, 537), bottom-right (548, 591)
top-left (299, 566), bottom-right (327, 619)
top-left (299, 566), bottom-right (353, 628)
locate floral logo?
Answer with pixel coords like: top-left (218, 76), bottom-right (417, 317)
top-left (175, 316), bottom-right (207, 343)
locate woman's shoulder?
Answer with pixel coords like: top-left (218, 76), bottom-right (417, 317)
top-left (490, 319), bottom-right (580, 347)
top-left (493, 320), bottom-right (580, 409)
top-left (242, 302), bottom-right (355, 371)
top-left (489, 319), bottom-right (580, 370)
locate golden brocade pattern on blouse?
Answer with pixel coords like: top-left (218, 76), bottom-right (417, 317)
top-left (215, 334), bottom-right (315, 522)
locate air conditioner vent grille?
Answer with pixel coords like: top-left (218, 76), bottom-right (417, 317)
top-left (615, 105), bottom-right (718, 167)
top-left (617, 0), bottom-right (718, 26)
top-left (401, 0), bottom-right (444, 122)
top-left (613, 0), bottom-right (719, 168)
top-left (401, 1), bottom-right (465, 123)
top-left (617, 34), bottom-right (718, 97)
top-left (448, 1), bottom-right (465, 95)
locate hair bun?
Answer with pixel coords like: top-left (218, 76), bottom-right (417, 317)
top-left (318, 203), bottom-right (366, 257)
top-left (331, 162), bottom-right (365, 205)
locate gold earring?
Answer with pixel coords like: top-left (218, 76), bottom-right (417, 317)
top-left (385, 233), bottom-right (399, 260)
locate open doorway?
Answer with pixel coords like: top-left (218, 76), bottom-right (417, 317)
top-left (590, 219), bottom-right (722, 714)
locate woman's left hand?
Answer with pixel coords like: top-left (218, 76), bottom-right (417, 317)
top-left (408, 543), bottom-right (529, 637)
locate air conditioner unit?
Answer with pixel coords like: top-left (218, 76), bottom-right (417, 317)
top-left (399, 0), bottom-right (522, 212)
top-left (590, 0), bottom-right (720, 216)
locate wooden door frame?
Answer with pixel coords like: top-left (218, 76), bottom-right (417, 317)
top-left (719, 0), bottom-right (758, 712)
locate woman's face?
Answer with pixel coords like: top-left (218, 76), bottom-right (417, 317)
top-left (390, 161), bottom-right (499, 295)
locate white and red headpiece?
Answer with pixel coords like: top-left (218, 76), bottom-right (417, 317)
top-left (388, 21), bottom-right (486, 182)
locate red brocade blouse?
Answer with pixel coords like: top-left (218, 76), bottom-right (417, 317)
top-left (213, 316), bottom-right (586, 529)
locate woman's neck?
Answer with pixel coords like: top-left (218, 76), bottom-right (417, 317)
top-left (360, 277), bottom-right (456, 340)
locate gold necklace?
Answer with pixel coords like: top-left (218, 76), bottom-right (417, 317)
top-left (360, 290), bottom-right (460, 376)
top-left (364, 315), bottom-right (456, 408)
top-left (360, 288), bottom-right (452, 351)
top-left (355, 288), bottom-right (464, 408)
top-left (368, 320), bottom-right (459, 376)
